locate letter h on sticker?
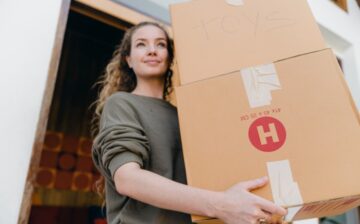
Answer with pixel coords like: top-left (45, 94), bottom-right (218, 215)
top-left (257, 123), bottom-right (279, 145)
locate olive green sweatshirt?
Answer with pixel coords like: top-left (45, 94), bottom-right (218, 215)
top-left (92, 92), bottom-right (191, 224)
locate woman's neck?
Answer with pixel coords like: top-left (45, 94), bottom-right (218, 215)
top-left (131, 78), bottom-right (165, 99)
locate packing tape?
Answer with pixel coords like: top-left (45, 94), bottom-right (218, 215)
top-left (226, 0), bottom-right (245, 6)
top-left (286, 206), bottom-right (303, 221)
top-left (266, 160), bottom-right (303, 221)
top-left (240, 63), bottom-right (281, 108)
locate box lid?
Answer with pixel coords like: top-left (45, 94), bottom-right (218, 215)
top-left (170, 0), bottom-right (326, 85)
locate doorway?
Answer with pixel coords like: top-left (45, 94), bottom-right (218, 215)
top-left (28, 3), bottom-right (128, 224)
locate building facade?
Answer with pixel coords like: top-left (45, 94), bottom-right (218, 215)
top-left (0, 0), bottom-right (359, 223)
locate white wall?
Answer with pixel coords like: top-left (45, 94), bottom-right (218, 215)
top-left (0, 0), bottom-right (63, 223)
top-left (308, 0), bottom-right (360, 110)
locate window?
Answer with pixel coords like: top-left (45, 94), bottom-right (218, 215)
top-left (331, 0), bottom-right (348, 11)
top-left (337, 56), bottom-right (343, 71)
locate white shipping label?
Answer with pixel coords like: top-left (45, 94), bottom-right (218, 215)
top-left (241, 63), bottom-right (281, 108)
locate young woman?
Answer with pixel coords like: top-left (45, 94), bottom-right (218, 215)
top-left (92, 21), bottom-right (287, 224)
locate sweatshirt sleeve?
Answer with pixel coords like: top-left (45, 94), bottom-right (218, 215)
top-left (92, 94), bottom-right (150, 181)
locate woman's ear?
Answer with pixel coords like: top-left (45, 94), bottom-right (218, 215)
top-left (126, 56), bottom-right (132, 68)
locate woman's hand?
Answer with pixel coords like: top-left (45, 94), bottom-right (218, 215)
top-left (115, 163), bottom-right (286, 224)
top-left (213, 176), bottom-right (287, 224)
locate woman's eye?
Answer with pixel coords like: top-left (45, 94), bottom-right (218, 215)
top-left (136, 42), bottom-right (146, 47)
top-left (157, 42), bottom-right (167, 48)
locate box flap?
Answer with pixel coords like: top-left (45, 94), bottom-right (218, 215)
top-left (170, 0), bottom-right (326, 84)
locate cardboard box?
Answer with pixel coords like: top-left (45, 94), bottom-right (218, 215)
top-left (170, 0), bottom-right (326, 85)
top-left (171, 0), bottom-right (360, 223)
top-left (176, 48), bottom-right (360, 223)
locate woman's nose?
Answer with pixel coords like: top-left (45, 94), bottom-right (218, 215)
top-left (147, 44), bottom-right (157, 55)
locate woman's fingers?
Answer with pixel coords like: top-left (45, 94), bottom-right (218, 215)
top-left (262, 210), bottom-right (285, 224)
top-left (237, 177), bottom-right (287, 216)
top-left (251, 195), bottom-right (287, 223)
top-left (257, 209), bottom-right (273, 223)
top-left (219, 177), bottom-right (287, 224)
top-left (258, 197), bottom-right (287, 216)
top-left (239, 176), bottom-right (269, 191)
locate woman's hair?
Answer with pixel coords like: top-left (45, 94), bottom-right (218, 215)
top-left (93, 21), bottom-right (174, 135)
top-left (92, 21), bottom-right (174, 198)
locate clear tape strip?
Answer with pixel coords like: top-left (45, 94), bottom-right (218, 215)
top-left (267, 160), bottom-right (304, 221)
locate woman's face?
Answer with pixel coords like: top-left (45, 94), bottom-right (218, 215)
top-left (126, 25), bottom-right (169, 80)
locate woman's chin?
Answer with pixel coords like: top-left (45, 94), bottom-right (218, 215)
top-left (138, 71), bottom-right (167, 79)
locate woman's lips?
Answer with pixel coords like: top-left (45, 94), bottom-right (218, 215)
top-left (144, 60), bottom-right (161, 65)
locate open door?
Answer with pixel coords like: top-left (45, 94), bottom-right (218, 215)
top-left (19, 1), bottom-right (165, 223)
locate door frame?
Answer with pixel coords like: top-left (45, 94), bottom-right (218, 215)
top-left (18, 1), bottom-right (161, 223)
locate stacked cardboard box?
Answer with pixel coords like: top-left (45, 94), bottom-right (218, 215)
top-left (170, 0), bottom-right (360, 223)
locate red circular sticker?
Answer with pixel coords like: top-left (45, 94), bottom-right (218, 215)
top-left (248, 116), bottom-right (286, 152)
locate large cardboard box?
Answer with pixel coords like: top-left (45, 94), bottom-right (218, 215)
top-left (176, 49), bottom-right (360, 222)
top-left (170, 0), bottom-right (360, 223)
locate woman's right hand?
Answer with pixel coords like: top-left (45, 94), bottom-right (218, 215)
top-left (213, 176), bottom-right (287, 224)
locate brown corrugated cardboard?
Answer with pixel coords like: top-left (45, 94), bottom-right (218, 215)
top-left (170, 0), bottom-right (360, 223)
top-left (175, 49), bottom-right (360, 223)
top-left (170, 0), bottom-right (326, 85)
